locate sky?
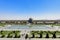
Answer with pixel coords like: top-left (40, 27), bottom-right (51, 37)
top-left (0, 0), bottom-right (60, 20)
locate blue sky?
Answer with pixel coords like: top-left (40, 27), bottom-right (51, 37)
top-left (0, 0), bottom-right (60, 20)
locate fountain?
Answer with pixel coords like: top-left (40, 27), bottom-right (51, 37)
top-left (20, 18), bottom-right (33, 40)
top-left (54, 26), bottom-right (59, 30)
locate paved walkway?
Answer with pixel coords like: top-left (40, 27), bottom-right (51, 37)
top-left (0, 38), bottom-right (60, 40)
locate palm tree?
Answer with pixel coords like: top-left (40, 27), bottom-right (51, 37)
top-left (31, 31), bottom-right (35, 38)
top-left (7, 31), bottom-right (15, 38)
top-left (45, 31), bottom-right (49, 38)
top-left (42, 31), bottom-right (47, 38)
top-left (55, 31), bottom-right (60, 38)
top-left (50, 31), bottom-right (56, 38)
top-left (48, 31), bottom-right (53, 38)
top-left (53, 31), bottom-right (56, 38)
top-left (38, 31), bottom-right (43, 38)
top-left (1, 31), bottom-right (8, 38)
top-left (0, 31), bottom-right (2, 38)
top-left (14, 31), bottom-right (20, 38)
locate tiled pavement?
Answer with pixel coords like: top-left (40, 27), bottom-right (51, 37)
top-left (0, 38), bottom-right (60, 40)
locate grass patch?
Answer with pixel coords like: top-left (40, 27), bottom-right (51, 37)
top-left (0, 23), bottom-right (6, 27)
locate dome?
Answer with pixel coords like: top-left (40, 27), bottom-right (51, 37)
top-left (28, 18), bottom-right (33, 23)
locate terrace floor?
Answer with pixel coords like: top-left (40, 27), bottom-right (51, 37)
top-left (0, 38), bottom-right (60, 40)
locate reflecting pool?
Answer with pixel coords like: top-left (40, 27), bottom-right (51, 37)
top-left (1, 25), bottom-right (54, 30)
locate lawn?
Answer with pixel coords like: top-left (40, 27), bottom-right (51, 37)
top-left (0, 23), bottom-right (6, 27)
